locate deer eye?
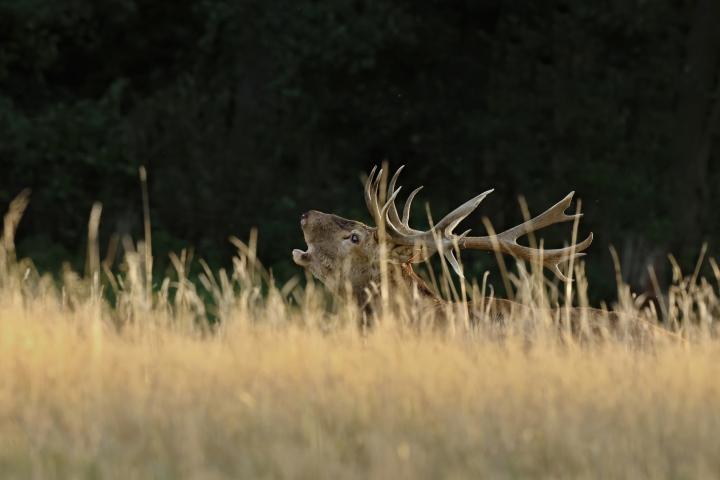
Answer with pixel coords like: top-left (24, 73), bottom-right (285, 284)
top-left (349, 233), bottom-right (360, 244)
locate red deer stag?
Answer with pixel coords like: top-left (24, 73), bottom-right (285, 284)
top-left (292, 166), bottom-right (661, 339)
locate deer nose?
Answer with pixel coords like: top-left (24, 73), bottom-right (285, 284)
top-left (300, 211), bottom-right (310, 225)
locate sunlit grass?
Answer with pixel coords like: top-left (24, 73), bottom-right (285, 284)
top-left (1, 194), bottom-right (719, 479)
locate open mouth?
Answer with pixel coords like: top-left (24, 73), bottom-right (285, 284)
top-left (292, 248), bottom-right (311, 266)
top-left (293, 212), bottom-right (313, 266)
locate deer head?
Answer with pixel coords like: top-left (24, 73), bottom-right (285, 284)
top-left (292, 166), bottom-right (593, 303)
top-left (292, 210), bottom-right (382, 299)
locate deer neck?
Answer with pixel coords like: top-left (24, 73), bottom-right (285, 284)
top-left (354, 262), bottom-right (440, 308)
top-left (398, 263), bottom-right (439, 301)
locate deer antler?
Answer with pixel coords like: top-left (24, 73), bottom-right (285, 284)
top-left (364, 165), bottom-right (593, 282)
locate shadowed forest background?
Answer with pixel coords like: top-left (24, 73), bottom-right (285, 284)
top-left (1, 0), bottom-right (719, 301)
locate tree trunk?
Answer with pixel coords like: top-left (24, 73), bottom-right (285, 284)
top-left (672, 0), bottom-right (720, 262)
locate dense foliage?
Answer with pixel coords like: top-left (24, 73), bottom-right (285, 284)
top-left (1, 0), bottom-right (718, 299)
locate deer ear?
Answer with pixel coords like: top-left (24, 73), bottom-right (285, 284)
top-left (389, 245), bottom-right (417, 263)
top-left (372, 227), bottom-right (423, 263)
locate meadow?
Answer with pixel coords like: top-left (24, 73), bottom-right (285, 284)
top-left (1, 196), bottom-right (719, 479)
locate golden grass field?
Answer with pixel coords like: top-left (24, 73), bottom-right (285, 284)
top-left (1, 196), bottom-right (719, 479)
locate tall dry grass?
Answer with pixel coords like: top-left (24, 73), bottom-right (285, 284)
top-left (1, 192), bottom-right (719, 479)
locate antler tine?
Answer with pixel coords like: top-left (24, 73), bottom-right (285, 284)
top-left (386, 166), bottom-right (415, 235)
top-left (401, 186), bottom-right (423, 227)
top-left (381, 185), bottom-right (402, 216)
top-left (372, 167), bottom-right (398, 233)
top-left (434, 189), bottom-right (494, 236)
top-left (380, 186), bottom-right (409, 238)
top-left (365, 165), bottom-right (391, 229)
top-left (498, 191), bottom-right (581, 244)
top-left (364, 166), bottom-right (380, 224)
top-left (385, 165), bottom-right (428, 236)
top-left (387, 165), bottom-right (404, 200)
top-left (541, 232), bottom-right (594, 282)
top-left (364, 166), bottom-right (376, 200)
top-left (371, 167), bottom-right (387, 222)
top-left (364, 165), bottom-right (417, 238)
top-left (372, 167), bottom-right (383, 206)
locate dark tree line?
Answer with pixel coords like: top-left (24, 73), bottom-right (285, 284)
top-left (1, 0), bottom-right (719, 299)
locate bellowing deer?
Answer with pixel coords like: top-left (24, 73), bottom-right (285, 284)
top-left (292, 166), bottom-right (658, 339)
